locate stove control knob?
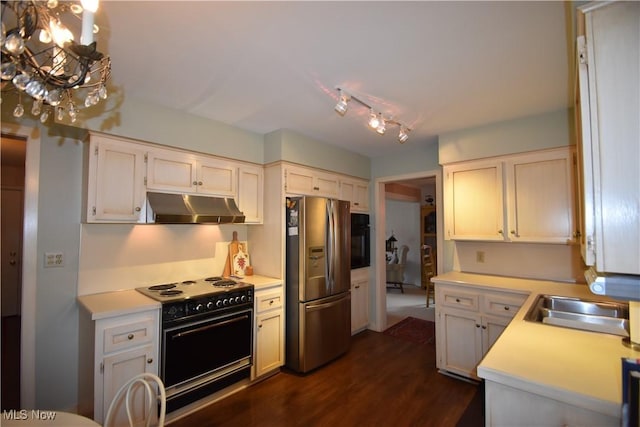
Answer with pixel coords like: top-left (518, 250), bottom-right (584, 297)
top-left (195, 303), bottom-right (204, 312)
top-left (206, 301), bottom-right (214, 310)
top-left (235, 296), bottom-right (241, 303)
top-left (216, 300), bottom-right (223, 308)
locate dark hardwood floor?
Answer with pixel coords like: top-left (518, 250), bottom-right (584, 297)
top-left (169, 329), bottom-right (480, 427)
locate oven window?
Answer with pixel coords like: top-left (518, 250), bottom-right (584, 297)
top-left (162, 310), bottom-right (252, 387)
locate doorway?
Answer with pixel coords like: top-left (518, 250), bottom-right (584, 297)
top-left (374, 170), bottom-right (443, 332)
top-left (1, 134), bottom-right (26, 410)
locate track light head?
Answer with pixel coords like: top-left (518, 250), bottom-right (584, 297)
top-left (376, 116), bottom-right (386, 135)
top-left (334, 90), bottom-right (350, 116)
top-left (368, 110), bottom-right (380, 129)
top-left (398, 127), bottom-right (409, 143)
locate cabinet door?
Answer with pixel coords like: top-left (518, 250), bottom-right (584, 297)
top-left (196, 158), bottom-right (237, 197)
top-left (505, 149), bottom-right (576, 244)
top-left (315, 171), bottom-right (340, 198)
top-left (100, 344), bottom-right (157, 425)
top-left (146, 149), bottom-right (197, 193)
top-left (438, 309), bottom-right (483, 379)
top-left (285, 166), bottom-right (316, 195)
top-left (255, 310), bottom-right (283, 377)
top-left (351, 279), bottom-right (369, 334)
top-left (444, 161), bottom-right (505, 241)
top-left (481, 315), bottom-right (509, 354)
top-left (583, 2), bottom-right (640, 274)
top-left (341, 180), bottom-right (369, 212)
top-left (238, 164), bottom-right (263, 223)
top-left (88, 137), bottom-right (146, 222)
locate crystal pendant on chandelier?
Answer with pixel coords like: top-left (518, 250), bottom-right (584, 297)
top-left (0, 0), bottom-right (112, 123)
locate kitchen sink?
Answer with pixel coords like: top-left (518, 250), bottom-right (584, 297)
top-left (524, 294), bottom-right (629, 337)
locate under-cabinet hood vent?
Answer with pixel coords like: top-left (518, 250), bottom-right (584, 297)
top-left (146, 192), bottom-right (245, 224)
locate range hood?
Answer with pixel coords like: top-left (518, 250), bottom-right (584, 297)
top-left (146, 192), bottom-right (245, 224)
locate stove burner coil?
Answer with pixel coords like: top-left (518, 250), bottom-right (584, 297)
top-left (160, 290), bottom-right (183, 296)
top-left (149, 283), bottom-right (178, 291)
top-left (212, 280), bottom-right (237, 288)
top-left (182, 280), bottom-right (196, 285)
top-left (204, 277), bottom-right (223, 282)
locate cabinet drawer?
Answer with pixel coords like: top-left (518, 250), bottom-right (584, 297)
top-left (483, 292), bottom-right (527, 319)
top-left (256, 291), bottom-right (283, 313)
top-left (440, 288), bottom-right (479, 312)
top-left (103, 319), bottom-right (155, 353)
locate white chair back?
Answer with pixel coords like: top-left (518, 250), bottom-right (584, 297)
top-left (103, 373), bottom-right (166, 427)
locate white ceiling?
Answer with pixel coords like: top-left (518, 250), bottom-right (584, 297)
top-left (97, 1), bottom-right (572, 159)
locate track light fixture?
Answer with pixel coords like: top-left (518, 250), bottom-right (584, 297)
top-left (334, 87), bottom-right (411, 144)
top-left (334, 89), bottom-right (350, 116)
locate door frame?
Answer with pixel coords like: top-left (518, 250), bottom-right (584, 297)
top-left (1, 122), bottom-right (40, 409)
top-left (372, 169), bottom-right (443, 332)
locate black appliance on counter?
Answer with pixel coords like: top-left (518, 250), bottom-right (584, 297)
top-left (350, 213), bottom-right (370, 269)
top-left (136, 277), bottom-right (254, 413)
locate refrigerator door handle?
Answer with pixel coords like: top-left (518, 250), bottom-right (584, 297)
top-left (326, 200), bottom-right (335, 289)
top-left (305, 293), bottom-right (349, 312)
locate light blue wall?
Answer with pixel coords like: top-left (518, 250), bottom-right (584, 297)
top-left (265, 129), bottom-right (371, 179)
top-left (439, 108), bottom-right (575, 164)
top-left (371, 139), bottom-right (439, 178)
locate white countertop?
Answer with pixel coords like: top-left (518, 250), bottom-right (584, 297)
top-left (77, 275), bottom-right (282, 319)
top-left (432, 272), bottom-right (640, 418)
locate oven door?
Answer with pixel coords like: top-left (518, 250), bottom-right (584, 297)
top-left (162, 308), bottom-right (252, 389)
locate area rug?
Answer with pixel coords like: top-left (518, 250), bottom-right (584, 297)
top-left (383, 316), bottom-right (435, 345)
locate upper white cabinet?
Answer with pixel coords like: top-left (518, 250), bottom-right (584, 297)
top-left (444, 159), bottom-right (505, 241)
top-left (147, 148), bottom-right (237, 197)
top-left (577, 2), bottom-right (640, 274)
top-left (238, 164), bottom-right (264, 224)
top-left (284, 165), bottom-right (340, 198)
top-left (340, 178), bottom-right (369, 212)
top-left (444, 147), bottom-right (576, 244)
top-left (85, 134), bottom-right (146, 223)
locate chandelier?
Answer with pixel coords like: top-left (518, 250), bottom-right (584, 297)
top-left (1, 0), bottom-right (111, 123)
top-left (334, 87), bottom-right (411, 144)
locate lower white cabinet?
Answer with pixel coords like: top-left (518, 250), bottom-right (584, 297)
top-left (253, 284), bottom-right (285, 379)
top-left (485, 380), bottom-right (618, 426)
top-left (434, 283), bottom-right (526, 380)
top-left (351, 268), bottom-right (370, 334)
top-left (78, 297), bottom-right (160, 426)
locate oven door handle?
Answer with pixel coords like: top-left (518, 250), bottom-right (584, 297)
top-left (171, 314), bottom-right (250, 339)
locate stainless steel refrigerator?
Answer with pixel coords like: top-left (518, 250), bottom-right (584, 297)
top-left (285, 196), bottom-right (351, 373)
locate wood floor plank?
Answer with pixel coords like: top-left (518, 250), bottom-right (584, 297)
top-left (168, 329), bottom-right (480, 427)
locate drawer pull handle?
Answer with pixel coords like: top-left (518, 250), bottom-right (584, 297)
top-left (475, 324), bottom-right (481, 328)
top-left (127, 334), bottom-right (134, 340)
top-left (482, 325), bottom-right (487, 330)
top-left (455, 298), bottom-right (461, 303)
top-left (258, 324), bottom-right (263, 329)
top-left (147, 358), bottom-right (153, 364)
top-left (269, 300), bottom-right (274, 305)
top-left (504, 306), bottom-right (510, 311)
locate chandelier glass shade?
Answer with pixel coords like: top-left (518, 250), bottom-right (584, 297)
top-left (334, 87), bottom-right (411, 144)
top-left (1, 0), bottom-right (111, 123)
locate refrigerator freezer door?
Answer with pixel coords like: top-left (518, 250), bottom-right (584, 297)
top-left (329, 199), bottom-right (351, 296)
top-left (298, 292), bottom-right (351, 373)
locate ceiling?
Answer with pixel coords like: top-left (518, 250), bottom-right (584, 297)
top-left (96, 1), bottom-right (572, 159)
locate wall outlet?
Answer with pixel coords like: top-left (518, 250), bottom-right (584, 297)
top-left (44, 252), bottom-right (64, 268)
top-left (476, 251), bottom-right (485, 263)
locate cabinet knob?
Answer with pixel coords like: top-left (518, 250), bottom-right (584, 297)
top-left (510, 230), bottom-right (519, 237)
top-left (313, 186), bottom-right (320, 191)
top-left (147, 358), bottom-right (153, 364)
top-left (198, 181), bottom-right (203, 186)
top-left (269, 300), bottom-right (274, 305)
top-left (504, 306), bottom-right (510, 311)
top-left (258, 324), bottom-right (263, 329)
top-left (455, 298), bottom-right (461, 303)
top-left (498, 230), bottom-right (503, 235)
top-left (482, 325), bottom-right (487, 330)
top-left (355, 285), bottom-right (360, 289)
top-left (127, 334), bottom-right (134, 340)
top-left (475, 324), bottom-right (481, 328)
top-left (135, 207), bottom-right (141, 212)
top-left (193, 181), bottom-right (198, 185)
